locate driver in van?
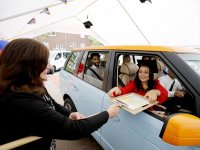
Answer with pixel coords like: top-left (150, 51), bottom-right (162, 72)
top-left (158, 70), bottom-right (191, 114)
top-left (158, 69), bottom-right (184, 98)
top-left (87, 53), bottom-right (105, 80)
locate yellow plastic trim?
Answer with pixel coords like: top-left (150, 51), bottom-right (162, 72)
top-left (72, 45), bottom-right (200, 53)
top-left (162, 114), bottom-right (200, 146)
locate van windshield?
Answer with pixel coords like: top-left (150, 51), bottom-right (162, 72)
top-left (178, 54), bottom-right (200, 76)
top-left (49, 51), bottom-right (57, 59)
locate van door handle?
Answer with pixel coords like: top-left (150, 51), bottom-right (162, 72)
top-left (110, 116), bottom-right (120, 122)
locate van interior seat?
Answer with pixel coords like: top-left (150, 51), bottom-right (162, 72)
top-left (154, 61), bottom-right (166, 79)
top-left (85, 57), bottom-right (93, 73)
top-left (100, 54), bottom-right (108, 68)
top-left (118, 63), bottom-right (139, 87)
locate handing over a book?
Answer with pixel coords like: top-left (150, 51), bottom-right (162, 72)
top-left (108, 60), bottom-right (168, 114)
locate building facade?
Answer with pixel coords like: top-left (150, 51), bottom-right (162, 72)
top-left (35, 32), bottom-right (92, 51)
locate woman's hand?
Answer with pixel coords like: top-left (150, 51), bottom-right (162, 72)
top-left (144, 90), bottom-right (161, 103)
top-left (106, 103), bottom-right (119, 118)
top-left (108, 87), bottom-right (122, 97)
top-left (69, 112), bottom-right (85, 120)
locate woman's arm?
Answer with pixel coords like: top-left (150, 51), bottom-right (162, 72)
top-left (44, 88), bottom-right (72, 117)
top-left (108, 80), bottom-right (135, 97)
top-left (119, 80), bottom-right (135, 95)
top-left (154, 79), bottom-right (168, 105)
top-left (22, 96), bottom-right (109, 140)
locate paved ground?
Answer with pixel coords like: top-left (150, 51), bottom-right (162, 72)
top-left (45, 71), bottom-right (104, 150)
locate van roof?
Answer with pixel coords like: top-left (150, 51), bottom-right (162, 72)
top-left (50, 51), bottom-right (70, 52)
top-left (72, 45), bottom-right (200, 53)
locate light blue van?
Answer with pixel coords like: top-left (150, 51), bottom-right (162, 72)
top-left (59, 46), bottom-right (200, 150)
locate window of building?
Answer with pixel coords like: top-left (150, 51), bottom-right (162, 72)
top-left (42, 42), bottom-right (49, 49)
top-left (70, 42), bottom-right (73, 47)
top-left (56, 44), bottom-right (59, 49)
top-left (60, 44), bottom-right (63, 49)
top-left (81, 43), bottom-right (85, 47)
top-left (65, 52), bottom-right (80, 74)
top-left (73, 42), bottom-right (76, 48)
top-left (46, 32), bottom-right (56, 36)
top-left (80, 34), bottom-right (85, 38)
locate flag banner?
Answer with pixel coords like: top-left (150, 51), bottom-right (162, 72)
top-left (27, 18), bottom-right (36, 24)
top-left (40, 8), bottom-right (50, 15)
top-left (60, 0), bottom-right (67, 4)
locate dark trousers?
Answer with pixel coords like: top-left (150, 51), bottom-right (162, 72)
top-left (162, 93), bottom-right (195, 114)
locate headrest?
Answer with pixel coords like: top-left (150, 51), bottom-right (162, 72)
top-left (118, 60), bottom-right (120, 65)
top-left (102, 54), bottom-right (108, 61)
top-left (120, 63), bottom-right (139, 75)
top-left (87, 57), bottom-right (93, 67)
top-left (157, 61), bottom-right (166, 71)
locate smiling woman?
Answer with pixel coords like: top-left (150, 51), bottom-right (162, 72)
top-left (0, 38), bottom-right (119, 150)
top-left (108, 60), bottom-right (168, 106)
top-left (40, 62), bottom-right (52, 80)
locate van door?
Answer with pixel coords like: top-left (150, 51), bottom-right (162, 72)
top-left (59, 51), bottom-right (81, 105)
top-left (100, 51), bottom-right (194, 150)
top-left (54, 52), bottom-right (61, 70)
top-left (71, 51), bottom-right (111, 145)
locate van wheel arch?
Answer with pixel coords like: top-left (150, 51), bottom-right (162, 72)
top-left (63, 95), bottom-right (77, 112)
top-left (52, 65), bottom-right (56, 71)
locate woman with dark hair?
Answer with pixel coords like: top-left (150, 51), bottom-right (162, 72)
top-left (0, 38), bottom-right (119, 150)
top-left (108, 60), bottom-right (167, 105)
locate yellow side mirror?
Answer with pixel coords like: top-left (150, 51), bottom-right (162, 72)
top-left (160, 114), bottom-right (200, 146)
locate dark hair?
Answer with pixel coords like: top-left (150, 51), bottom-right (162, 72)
top-left (134, 65), bottom-right (157, 92)
top-left (91, 53), bottom-right (100, 59)
top-left (123, 55), bottom-right (130, 59)
top-left (0, 38), bottom-right (49, 96)
top-left (142, 56), bottom-right (151, 60)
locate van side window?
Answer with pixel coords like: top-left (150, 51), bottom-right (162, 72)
top-left (55, 53), bottom-right (61, 59)
top-left (63, 52), bottom-right (69, 59)
top-left (78, 52), bottom-right (88, 79)
top-left (116, 53), bottom-right (196, 118)
top-left (83, 52), bottom-right (108, 89)
top-left (65, 52), bottom-right (80, 74)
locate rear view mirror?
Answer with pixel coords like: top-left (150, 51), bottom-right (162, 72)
top-left (160, 114), bottom-right (200, 146)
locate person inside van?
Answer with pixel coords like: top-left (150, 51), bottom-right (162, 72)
top-left (142, 56), bottom-right (151, 60)
top-left (87, 53), bottom-right (105, 80)
top-left (158, 70), bottom-right (184, 98)
top-left (118, 55), bottom-right (131, 75)
top-left (158, 69), bottom-right (188, 114)
top-left (123, 55), bottom-right (131, 63)
top-left (109, 60), bottom-right (168, 106)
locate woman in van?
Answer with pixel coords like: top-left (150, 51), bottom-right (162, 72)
top-left (108, 60), bottom-right (168, 105)
top-left (0, 38), bottom-right (119, 150)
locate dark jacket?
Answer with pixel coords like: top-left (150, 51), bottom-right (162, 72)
top-left (0, 91), bottom-right (109, 149)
